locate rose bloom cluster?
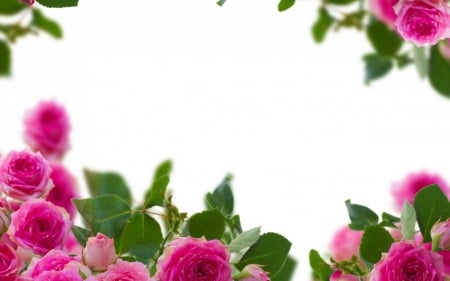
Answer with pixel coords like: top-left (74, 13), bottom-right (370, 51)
top-left (370, 0), bottom-right (450, 45)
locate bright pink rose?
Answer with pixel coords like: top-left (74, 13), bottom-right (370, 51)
top-left (0, 239), bottom-right (22, 281)
top-left (46, 163), bottom-right (78, 220)
top-left (157, 236), bottom-right (232, 281)
top-left (239, 264), bottom-right (270, 281)
top-left (20, 0), bottom-right (35, 6)
top-left (369, 0), bottom-right (399, 27)
top-left (331, 270), bottom-right (360, 281)
top-left (84, 233), bottom-right (117, 271)
top-left (95, 260), bottom-right (152, 281)
top-left (24, 100), bottom-right (71, 160)
top-left (0, 150), bottom-right (53, 201)
top-left (329, 226), bottom-right (363, 261)
top-left (370, 241), bottom-right (444, 281)
top-left (33, 269), bottom-right (83, 281)
top-left (392, 171), bottom-right (450, 211)
top-left (432, 220), bottom-right (450, 250)
top-left (24, 250), bottom-right (75, 278)
top-left (8, 199), bottom-right (71, 255)
top-left (394, 0), bottom-right (450, 46)
top-left (64, 232), bottom-right (83, 255)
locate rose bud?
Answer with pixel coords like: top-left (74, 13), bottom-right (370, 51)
top-left (431, 219), bottom-right (450, 250)
top-left (238, 264), bottom-right (270, 281)
top-left (83, 233), bottom-right (118, 271)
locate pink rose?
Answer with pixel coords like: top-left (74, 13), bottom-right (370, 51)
top-left (330, 270), bottom-right (360, 281)
top-left (8, 199), bottom-right (71, 255)
top-left (46, 163), bottom-right (78, 220)
top-left (0, 150), bottom-right (53, 201)
top-left (64, 232), bottom-right (83, 255)
top-left (0, 239), bottom-right (22, 281)
top-left (20, 0), bottom-right (35, 6)
top-left (369, 0), bottom-right (399, 27)
top-left (239, 264), bottom-right (270, 281)
top-left (392, 171), bottom-right (450, 211)
top-left (394, 0), bottom-right (450, 46)
top-left (370, 241), bottom-right (444, 281)
top-left (24, 100), bottom-right (71, 160)
top-left (432, 220), bottom-right (450, 250)
top-left (328, 225), bottom-right (363, 261)
top-left (95, 260), bottom-right (152, 281)
top-left (24, 250), bottom-right (76, 278)
top-left (157, 236), bottom-right (232, 281)
top-left (84, 233), bottom-right (118, 271)
top-left (33, 269), bottom-right (83, 281)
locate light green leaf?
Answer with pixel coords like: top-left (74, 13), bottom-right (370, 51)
top-left (228, 226), bottom-right (261, 252)
top-left (31, 9), bottom-right (63, 39)
top-left (83, 169), bottom-right (132, 206)
top-left (414, 46), bottom-right (427, 78)
top-left (401, 202), bottom-right (416, 240)
top-left (359, 225), bottom-right (394, 264)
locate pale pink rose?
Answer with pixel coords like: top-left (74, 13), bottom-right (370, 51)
top-left (239, 264), bottom-right (270, 281)
top-left (84, 233), bottom-right (117, 271)
top-left (0, 239), bottom-right (23, 281)
top-left (370, 241), bottom-right (444, 281)
top-left (46, 163), bottom-right (78, 220)
top-left (20, 0), bottom-right (35, 6)
top-left (33, 269), bottom-right (83, 281)
top-left (157, 236), bottom-right (232, 281)
top-left (7, 199), bottom-right (71, 255)
top-left (95, 260), bottom-right (152, 281)
top-left (329, 225), bottom-right (363, 261)
top-left (439, 39), bottom-right (450, 59)
top-left (330, 270), bottom-right (360, 281)
top-left (369, 0), bottom-right (399, 27)
top-left (24, 100), bottom-right (71, 160)
top-left (392, 171), bottom-right (450, 211)
top-left (432, 220), bottom-right (450, 250)
top-left (394, 0), bottom-right (450, 46)
top-left (0, 150), bottom-right (53, 201)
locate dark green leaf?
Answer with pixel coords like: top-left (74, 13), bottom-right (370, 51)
top-left (0, 0), bottom-right (25, 15)
top-left (366, 17), bottom-right (402, 57)
top-left (83, 169), bottom-right (132, 206)
top-left (186, 209), bottom-right (226, 240)
top-left (236, 232), bottom-right (291, 277)
top-left (217, 0), bottom-right (226, 6)
top-left (205, 175), bottom-right (234, 216)
top-left (271, 256), bottom-right (297, 281)
top-left (429, 45), bottom-right (450, 98)
top-left (71, 225), bottom-right (92, 247)
top-left (360, 225), bottom-right (394, 264)
top-left (414, 184), bottom-right (450, 242)
top-left (379, 212), bottom-right (400, 228)
top-left (119, 211), bottom-right (163, 262)
top-left (73, 195), bottom-right (132, 241)
top-left (36, 0), bottom-right (78, 8)
top-left (153, 159), bottom-right (172, 180)
top-left (228, 227), bottom-right (261, 252)
top-left (395, 53), bottom-right (413, 69)
top-left (278, 0), bottom-right (295, 12)
top-left (309, 249), bottom-right (332, 281)
top-left (345, 199), bottom-right (379, 230)
top-left (312, 7), bottom-right (334, 43)
top-left (363, 53), bottom-right (393, 84)
top-left (401, 202), bottom-right (416, 240)
top-left (144, 175), bottom-right (169, 208)
top-left (327, 0), bottom-right (357, 6)
top-left (232, 214), bottom-right (242, 233)
top-left (0, 40), bottom-right (11, 76)
top-left (31, 9), bottom-right (63, 39)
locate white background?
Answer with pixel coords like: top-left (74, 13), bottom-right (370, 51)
top-left (2, 1), bottom-right (450, 280)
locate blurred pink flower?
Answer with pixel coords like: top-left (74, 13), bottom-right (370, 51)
top-left (392, 171), bottom-right (450, 211)
top-left (369, 0), bottom-right (399, 27)
top-left (329, 225), bottom-right (363, 261)
top-left (46, 163), bottom-right (78, 220)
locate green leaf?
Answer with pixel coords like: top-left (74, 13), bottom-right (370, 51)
top-left (395, 53), bottom-right (413, 69)
top-left (278, 0), bottom-right (295, 12)
top-left (345, 199), bottom-right (379, 230)
top-left (84, 169), bottom-right (132, 206)
top-left (119, 211), bottom-right (163, 262)
top-left (31, 9), bottom-right (63, 39)
top-left (363, 53), bottom-right (393, 85)
top-left (73, 195), bottom-right (132, 241)
top-left (217, 0), bottom-right (226, 6)
top-left (144, 175), bottom-right (169, 208)
top-left (327, 0), bottom-right (357, 6)
top-left (359, 225), bottom-right (394, 264)
top-left (0, 0), bottom-right (25, 15)
top-left (271, 255), bottom-right (297, 281)
top-left (236, 232), bottom-right (291, 277)
top-left (414, 46), bottom-right (428, 78)
top-left (429, 45), bottom-right (450, 98)
top-left (0, 40), bottom-right (11, 76)
top-left (379, 212), bottom-right (400, 228)
top-left (366, 17), bottom-right (402, 57)
top-left (71, 225), bottom-right (92, 247)
top-left (186, 209), bottom-right (226, 240)
top-left (414, 184), bottom-right (450, 242)
top-left (401, 202), bottom-right (417, 240)
top-left (228, 226), bottom-right (261, 252)
top-left (312, 7), bottom-right (334, 43)
top-left (36, 0), bottom-right (78, 8)
top-left (309, 249), bottom-right (332, 281)
top-left (153, 159), bottom-right (172, 180)
top-left (205, 175), bottom-right (234, 216)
